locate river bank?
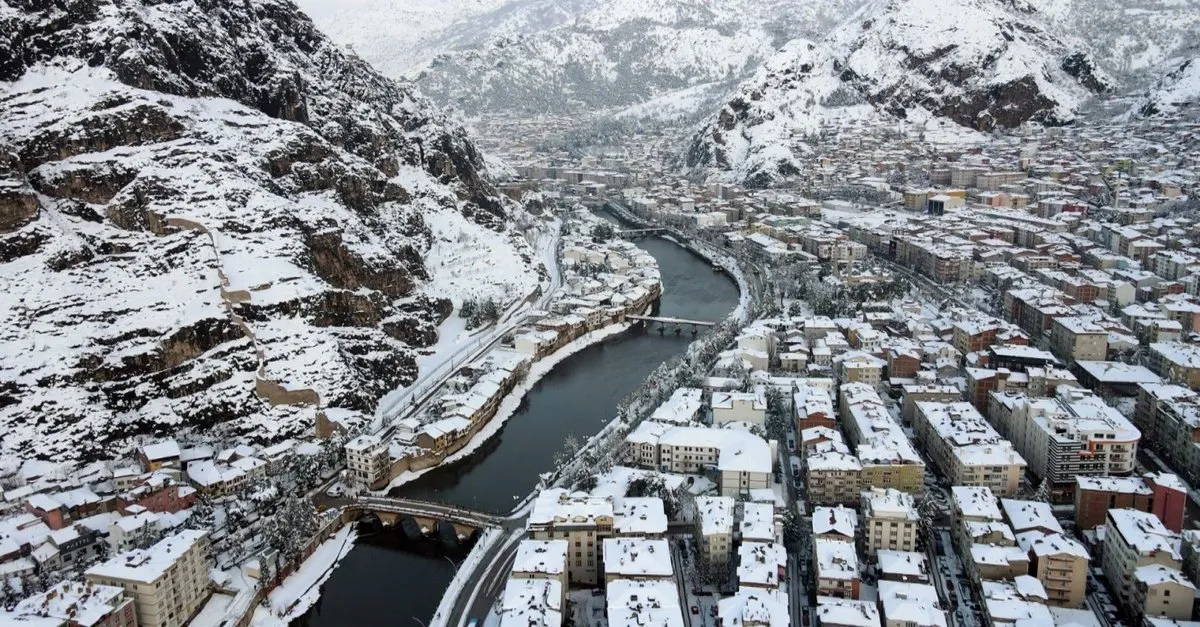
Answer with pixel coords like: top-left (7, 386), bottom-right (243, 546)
top-left (293, 230), bottom-right (739, 626)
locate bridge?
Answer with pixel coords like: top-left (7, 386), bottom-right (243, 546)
top-left (628, 315), bottom-right (717, 328)
top-left (354, 496), bottom-right (502, 532)
top-left (617, 227), bottom-right (666, 238)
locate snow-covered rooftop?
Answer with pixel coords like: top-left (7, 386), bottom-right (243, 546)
top-left (84, 529), bottom-right (207, 583)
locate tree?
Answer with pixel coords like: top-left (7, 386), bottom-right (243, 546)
top-left (764, 387), bottom-right (789, 444)
top-left (591, 222), bottom-right (616, 241)
top-left (782, 506), bottom-right (806, 545)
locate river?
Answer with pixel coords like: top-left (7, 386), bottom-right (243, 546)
top-left (293, 225), bottom-right (739, 626)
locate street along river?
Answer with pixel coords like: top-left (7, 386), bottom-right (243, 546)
top-left (294, 227), bottom-right (739, 626)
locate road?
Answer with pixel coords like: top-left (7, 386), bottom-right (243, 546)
top-left (452, 521), bottom-right (530, 626)
top-left (375, 225), bottom-right (564, 430)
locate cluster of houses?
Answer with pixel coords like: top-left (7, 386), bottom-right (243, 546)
top-left (0, 436), bottom-right (324, 626)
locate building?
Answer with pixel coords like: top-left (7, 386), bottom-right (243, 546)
top-left (815, 596), bottom-right (880, 627)
top-left (913, 402), bottom-right (1027, 497)
top-left (606, 580), bottom-right (684, 627)
top-left (695, 496), bottom-right (734, 568)
top-left (720, 588), bottom-right (792, 627)
top-left (511, 540), bottom-right (568, 610)
top-left (1149, 342), bottom-right (1200, 388)
top-left (602, 538), bottom-right (673, 585)
top-left (1049, 317), bottom-right (1109, 364)
top-left (4, 581), bottom-right (137, 627)
top-left (737, 542), bottom-right (788, 591)
top-left (1021, 533), bottom-right (1090, 608)
top-left (988, 388), bottom-right (1139, 502)
top-left (84, 529), bottom-right (212, 627)
top-left (712, 391), bottom-right (767, 426)
top-left (497, 578), bottom-right (563, 627)
top-left (344, 434), bottom-right (389, 489)
top-left (1134, 564), bottom-right (1196, 622)
top-left (806, 452), bottom-right (862, 505)
top-left (527, 489), bottom-right (614, 586)
top-left (1074, 475), bottom-right (1154, 531)
top-left (860, 488), bottom-right (919, 556)
top-left (876, 550), bottom-right (929, 583)
top-left (1101, 509), bottom-right (1182, 617)
top-left (813, 539), bottom-right (860, 599)
top-left (626, 425), bottom-right (773, 497)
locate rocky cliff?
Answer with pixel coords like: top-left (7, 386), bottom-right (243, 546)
top-left (687, 0), bottom-right (1111, 186)
top-left (0, 0), bottom-right (540, 461)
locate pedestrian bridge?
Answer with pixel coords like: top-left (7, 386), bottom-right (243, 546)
top-left (354, 496), bottom-right (502, 531)
top-left (628, 315), bottom-right (716, 328)
top-left (618, 227), bottom-right (667, 238)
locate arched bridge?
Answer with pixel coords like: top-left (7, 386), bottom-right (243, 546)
top-left (618, 227), bottom-right (667, 238)
top-left (355, 496), bottom-right (502, 530)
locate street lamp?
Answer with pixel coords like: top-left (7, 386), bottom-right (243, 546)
top-left (412, 618), bottom-right (427, 627)
top-left (444, 556), bottom-right (460, 575)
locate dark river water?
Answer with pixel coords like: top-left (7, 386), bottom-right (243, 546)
top-left (294, 222), bottom-right (739, 626)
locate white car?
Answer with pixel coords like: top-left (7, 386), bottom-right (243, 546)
top-left (325, 484), bottom-right (346, 498)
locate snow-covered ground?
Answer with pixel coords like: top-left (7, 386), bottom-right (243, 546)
top-left (249, 525), bottom-right (358, 626)
top-left (429, 527), bottom-right (504, 627)
top-left (381, 319), bottom-right (637, 493)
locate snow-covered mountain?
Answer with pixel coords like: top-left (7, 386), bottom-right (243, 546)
top-left (299, 0), bottom-right (867, 116)
top-left (1129, 51), bottom-right (1200, 117)
top-left (687, 0), bottom-right (1111, 186)
top-left (1039, 0), bottom-right (1200, 77)
top-left (0, 0), bottom-right (540, 461)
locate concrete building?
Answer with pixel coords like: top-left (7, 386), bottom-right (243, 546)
top-left (1049, 317), bottom-right (1109, 364)
top-left (1134, 564), bottom-right (1196, 622)
top-left (1021, 533), bottom-right (1090, 608)
top-left (527, 489), bottom-right (615, 586)
top-left (344, 434), bottom-right (389, 489)
top-left (625, 424), bottom-right (773, 497)
top-left (814, 539), bottom-right (860, 599)
top-left (860, 488), bottom-right (920, 556)
top-left (4, 581), bottom-right (137, 627)
top-left (1101, 509), bottom-right (1182, 617)
top-left (711, 391), bottom-right (767, 427)
top-left (1149, 342), bottom-right (1200, 388)
top-left (988, 388), bottom-right (1139, 503)
top-left (695, 496), bottom-right (734, 569)
top-left (913, 402), bottom-right (1027, 497)
top-left (84, 529), bottom-right (212, 627)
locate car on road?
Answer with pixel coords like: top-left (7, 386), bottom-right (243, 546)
top-left (325, 484), bottom-right (345, 498)
top-left (691, 606), bottom-right (699, 615)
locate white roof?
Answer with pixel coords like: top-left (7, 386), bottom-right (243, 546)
top-left (616, 497), bottom-right (668, 535)
top-left (498, 578), bottom-right (562, 627)
top-left (720, 588), bottom-right (791, 627)
top-left (952, 486), bottom-right (1002, 521)
top-left (815, 596), bottom-right (879, 627)
top-left (606, 580), bottom-right (684, 627)
top-left (696, 496), bottom-right (734, 536)
top-left (512, 540), bottom-right (568, 577)
top-left (1075, 361), bottom-right (1162, 384)
top-left (877, 550), bottom-right (929, 580)
top-left (737, 542), bottom-right (787, 588)
top-left (85, 529), bottom-right (207, 583)
top-left (11, 581), bottom-right (127, 626)
top-left (1075, 475), bottom-right (1152, 495)
top-left (1020, 533), bottom-right (1090, 561)
top-left (740, 502), bottom-right (776, 543)
top-left (141, 440), bottom-right (180, 461)
top-left (812, 506), bottom-right (857, 539)
top-left (814, 539), bottom-right (858, 581)
top-left (603, 538), bottom-right (673, 579)
top-left (861, 488), bottom-right (918, 521)
top-left (1047, 607), bottom-right (1103, 627)
top-left (1001, 499), bottom-right (1064, 534)
top-left (1108, 509), bottom-right (1180, 559)
top-left (1135, 564), bottom-right (1196, 589)
top-left (650, 388), bottom-right (704, 424)
top-left (528, 489), bottom-right (613, 527)
top-left (877, 581), bottom-right (946, 627)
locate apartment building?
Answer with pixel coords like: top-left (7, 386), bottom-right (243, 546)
top-left (1149, 342), bottom-right (1200, 388)
top-left (527, 489), bottom-right (615, 586)
top-left (1101, 509), bottom-right (1182, 618)
top-left (806, 452), bottom-right (862, 506)
top-left (1134, 383), bottom-right (1200, 487)
top-left (4, 581), bottom-right (137, 627)
top-left (814, 538), bottom-right (860, 599)
top-left (913, 402), bottom-right (1027, 497)
top-left (345, 434), bottom-right (389, 489)
top-left (694, 496), bottom-right (734, 569)
top-left (625, 424), bottom-right (772, 497)
top-left (511, 540), bottom-right (569, 611)
top-left (988, 388), bottom-right (1139, 502)
top-left (1022, 534), bottom-right (1090, 608)
top-left (1074, 473), bottom-right (1187, 532)
top-left (1049, 316), bottom-right (1109, 364)
top-left (860, 488), bottom-right (920, 556)
top-left (84, 529), bottom-right (212, 627)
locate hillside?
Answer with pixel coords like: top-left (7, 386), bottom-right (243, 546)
top-left (0, 0), bottom-right (541, 461)
top-left (687, 0), bottom-right (1111, 186)
top-left (299, 0), bottom-right (867, 116)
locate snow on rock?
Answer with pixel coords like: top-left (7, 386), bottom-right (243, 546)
top-left (301, 0), bottom-right (867, 115)
top-left (1129, 52), bottom-right (1200, 117)
top-left (687, 0), bottom-right (1111, 186)
top-left (1038, 0), bottom-right (1200, 75)
top-left (0, 0), bottom-right (539, 462)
